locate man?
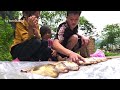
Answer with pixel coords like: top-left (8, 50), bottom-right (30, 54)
top-left (53, 11), bottom-right (90, 64)
top-left (10, 11), bottom-right (52, 61)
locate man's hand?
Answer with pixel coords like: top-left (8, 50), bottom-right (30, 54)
top-left (68, 51), bottom-right (85, 65)
top-left (27, 15), bottom-right (38, 28)
top-left (27, 15), bottom-right (40, 38)
top-left (81, 36), bottom-right (90, 46)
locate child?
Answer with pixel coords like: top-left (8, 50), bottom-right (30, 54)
top-left (40, 25), bottom-right (58, 61)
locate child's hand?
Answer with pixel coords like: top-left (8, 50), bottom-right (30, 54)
top-left (51, 49), bottom-right (57, 57)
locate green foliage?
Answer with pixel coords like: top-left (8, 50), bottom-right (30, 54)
top-left (104, 51), bottom-right (120, 56)
top-left (100, 24), bottom-right (120, 51)
top-left (0, 11), bottom-right (20, 60)
top-left (40, 11), bottom-right (66, 33)
top-left (0, 11), bottom-right (20, 28)
top-left (79, 16), bottom-right (95, 36)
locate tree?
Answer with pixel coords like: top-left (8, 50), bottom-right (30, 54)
top-left (100, 24), bottom-right (120, 51)
top-left (79, 16), bottom-right (95, 36)
top-left (40, 11), bottom-right (66, 33)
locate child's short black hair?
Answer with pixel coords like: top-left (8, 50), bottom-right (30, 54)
top-left (40, 25), bottom-right (51, 38)
top-left (67, 11), bottom-right (82, 16)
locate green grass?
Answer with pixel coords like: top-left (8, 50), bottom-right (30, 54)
top-left (104, 51), bottom-right (120, 56)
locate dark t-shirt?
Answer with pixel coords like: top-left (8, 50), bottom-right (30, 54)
top-left (55, 21), bottom-right (79, 48)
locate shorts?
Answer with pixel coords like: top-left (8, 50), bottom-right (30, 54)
top-left (72, 38), bottom-right (82, 52)
top-left (58, 38), bottom-right (82, 58)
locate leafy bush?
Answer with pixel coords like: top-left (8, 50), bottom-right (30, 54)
top-left (104, 51), bottom-right (119, 56)
top-left (0, 16), bottom-right (13, 61)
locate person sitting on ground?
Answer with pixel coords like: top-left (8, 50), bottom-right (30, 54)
top-left (53, 11), bottom-right (90, 64)
top-left (10, 11), bottom-right (53, 61)
top-left (40, 25), bottom-right (58, 61)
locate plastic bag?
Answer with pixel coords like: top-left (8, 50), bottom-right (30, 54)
top-left (90, 49), bottom-right (105, 57)
top-left (12, 58), bottom-right (20, 62)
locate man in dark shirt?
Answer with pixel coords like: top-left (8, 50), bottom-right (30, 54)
top-left (53, 11), bottom-right (90, 64)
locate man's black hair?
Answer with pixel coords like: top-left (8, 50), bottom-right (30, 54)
top-left (23, 11), bottom-right (37, 17)
top-left (21, 11), bottom-right (38, 19)
top-left (67, 11), bottom-right (82, 16)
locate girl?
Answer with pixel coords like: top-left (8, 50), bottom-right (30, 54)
top-left (40, 25), bottom-right (57, 61)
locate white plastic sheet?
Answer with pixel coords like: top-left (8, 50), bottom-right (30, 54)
top-left (0, 58), bottom-right (120, 79)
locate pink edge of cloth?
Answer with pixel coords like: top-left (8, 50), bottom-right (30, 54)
top-left (12, 58), bottom-right (20, 62)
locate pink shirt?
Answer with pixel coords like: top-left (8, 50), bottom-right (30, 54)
top-left (48, 39), bottom-right (53, 48)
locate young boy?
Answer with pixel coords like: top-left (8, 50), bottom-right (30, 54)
top-left (53, 11), bottom-right (90, 64)
top-left (10, 11), bottom-right (52, 61)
